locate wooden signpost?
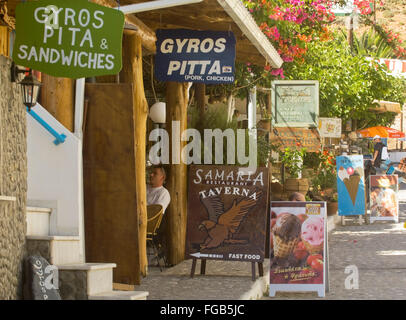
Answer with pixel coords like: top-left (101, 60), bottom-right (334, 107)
top-left (185, 165), bottom-right (269, 281)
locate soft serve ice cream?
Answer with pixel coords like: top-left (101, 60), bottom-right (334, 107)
top-left (301, 216), bottom-right (324, 254)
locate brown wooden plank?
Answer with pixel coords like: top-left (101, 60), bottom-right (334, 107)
top-left (0, 26), bottom-right (9, 57)
top-left (40, 75), bottom-right (74, 132)
top-left (83, 83), bottom-right (141, 285)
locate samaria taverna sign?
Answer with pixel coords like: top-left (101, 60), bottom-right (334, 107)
top-left (12, 0), bottom-right (124, 78)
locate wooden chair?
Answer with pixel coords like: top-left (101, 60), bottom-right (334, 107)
top-left (147, 204), bottom-right (165, 271)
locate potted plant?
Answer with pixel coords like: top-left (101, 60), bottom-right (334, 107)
top-left (279, 147), bottom-right (308, 194)
top-left (310, 150), bottom-right (338, 215)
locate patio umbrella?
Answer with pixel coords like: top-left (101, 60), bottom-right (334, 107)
top-left (357, 126), bottom-right (405, 138)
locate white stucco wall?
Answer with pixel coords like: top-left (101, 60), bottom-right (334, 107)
top-left (27, 103), bottom-right (84, 261)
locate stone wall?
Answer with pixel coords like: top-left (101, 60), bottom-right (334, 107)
top-left (0, 55), bottom-right (27, 299)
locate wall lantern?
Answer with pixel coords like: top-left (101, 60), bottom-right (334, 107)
top-left (10, 62), bottom-right (42, 111)
top-left (149, 101), bottom-right (166, 124)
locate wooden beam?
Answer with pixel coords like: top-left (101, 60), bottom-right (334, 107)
top-left (90, 0), bottom-right (156, 54)
top-left (39, 75), bottom-right (74, 131)
top-left (120, 31), bottom-right (149, 276)
top-left (165, 82), bottom-right (189, 265)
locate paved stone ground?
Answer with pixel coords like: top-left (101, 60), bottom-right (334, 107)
top-left (135, 194), bottom-right (406, 300)
top-left (136, 259), bottom-right (269, 300)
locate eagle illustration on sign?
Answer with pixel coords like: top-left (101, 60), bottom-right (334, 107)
top-left (186, 165), bottom-right (269, 262)
top-left (199, 192), bottom-right (262, 250)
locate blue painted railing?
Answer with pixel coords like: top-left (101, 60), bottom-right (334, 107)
top-left (26, 107), bottom-right (67, 145)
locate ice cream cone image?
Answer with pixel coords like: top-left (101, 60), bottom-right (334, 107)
top-left (272, 213), bottom-right (301, 259)
top-left (301, 216), bottom-right (324, 254)
top-left (302, 239), bottom-right (323, 254)
top-left (273, 234), bottom-right (299, 258)
top-left (343, 175), bottom-right (361, 206)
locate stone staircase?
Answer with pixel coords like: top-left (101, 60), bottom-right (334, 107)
top-left (25, 206), bottom-right (148, 300)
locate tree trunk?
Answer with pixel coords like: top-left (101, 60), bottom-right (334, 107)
top-left (40, 75), bottom-right (74, 131)
top-left (121, 31), bottom-right (149, 276)
top-left (166, 82), bottom-right (189, 265)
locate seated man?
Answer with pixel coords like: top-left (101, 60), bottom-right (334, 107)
top-left (147, 166), bottom-right (170, 214)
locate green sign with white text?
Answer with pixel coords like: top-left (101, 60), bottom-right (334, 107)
top-left (12, 0), bottom-right (124, 78)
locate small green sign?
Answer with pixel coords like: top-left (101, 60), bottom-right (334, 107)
top-left (12, 0), bottom-right (124, 78)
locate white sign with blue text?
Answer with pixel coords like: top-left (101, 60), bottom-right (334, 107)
top-left (155, 29), bottom-right (236, 84)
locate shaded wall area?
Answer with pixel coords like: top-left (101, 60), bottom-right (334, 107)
top-left (0, 55), bottom-right (27, 299)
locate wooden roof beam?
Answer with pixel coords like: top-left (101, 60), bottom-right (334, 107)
top-left (91, 0), bottom-right (156, 54)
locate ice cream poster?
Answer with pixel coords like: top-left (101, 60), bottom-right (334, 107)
top-left (370, 175), bottom-right (399, 223)
top-left (269, 202), bottom-right (326, 297)
top-left (336, 155), bottom-right (366, 216)
top-left (185, 165), bottom-right (269, 262)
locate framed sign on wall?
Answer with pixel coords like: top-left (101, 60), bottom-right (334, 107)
top-left (271, 80), bottom-right (319, 128)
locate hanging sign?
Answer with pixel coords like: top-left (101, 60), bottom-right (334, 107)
top-left (369, 175), bottom-right (399, 223)
top-left (155, 29), bottom-right (236, 84)
top-left (318, 118), bottom-right (342, 138)
top-left (271, 80), bottom-right (319, 128)
top-left (336, 155), bottom-right (366, 216)
top-left (185, 165), bottom-right (269, 262)
top-left (12, 0), bottom-right (124, 78)
top-left (269, 201), bottom-right (327, 297)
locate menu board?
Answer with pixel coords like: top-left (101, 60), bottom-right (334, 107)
top-left (336, 155), bottom-right (366, 216)
top-left (269, 201), bottom-right (327, 297)
top-left (370, 175), bottom-right (399, 223)
top-left (271, 80), bottom-right (319, 127)
top-left (185, 165), bottom-right (269, 262)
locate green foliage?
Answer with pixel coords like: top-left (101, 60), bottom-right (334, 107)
top-left (284, 37), bottom-right (406, 128)
top-left (338, 28), bottom-right (395, 58)
top-left (187, 105), bottom-right (272, 166)
top-left (279, 147), bottom-right (307, 178)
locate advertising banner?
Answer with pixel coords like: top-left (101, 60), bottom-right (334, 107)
top-left (269, 201), bottom-right (326, 297)
top-left (155, 29), bottom-right (236, 84)
top-left (271, 80), bottom-right (319, 128)
top-left (336, 155), bottom-right (366, 216)
top-left (370, 175), bottom-right (399, 223)
top-left (185, 165), bottom-right (269, 262)
top-left (270, 127), bottom-right (321, 152)
top-left (12, 0), bottom-right (124, 78)
top-left (318, 118), bottom-right (342, 138)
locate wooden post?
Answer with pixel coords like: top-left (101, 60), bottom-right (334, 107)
top-left (40, 75), bottom-right (74, 131)
top-left (195, 83), bottom-right (205, 128)
top-left (166, 81), bottom-right (189, 265)
top-left (121, 31), bottom-right (149, 276)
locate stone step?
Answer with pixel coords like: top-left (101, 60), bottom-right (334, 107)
top-left (88, 290), bottom-right (149, 300)
top-left (26, 206), bottom-right (51, 236)
top-left (57, 263), bottom-right (117, 300)
top-left (26, 235), bottom-right (82, 265)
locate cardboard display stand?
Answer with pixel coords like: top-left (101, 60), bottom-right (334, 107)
top-left (269, 202), bottom-right (328, 298)
top-left (336, 155), bottom-right (366, 225)
top-left (369, 175), bottom-right (399, 223)
top-left (185, 165), bottom-right (269, 281)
